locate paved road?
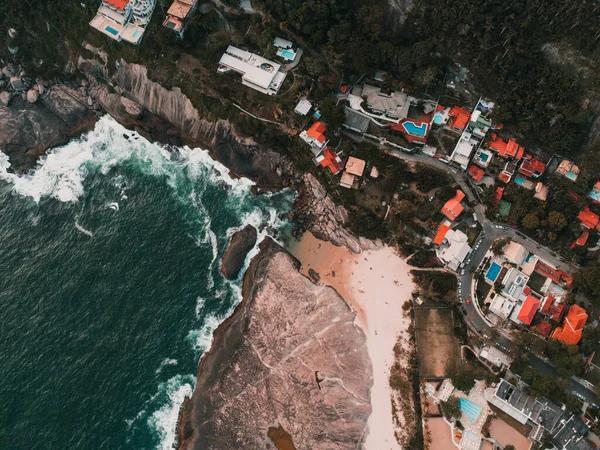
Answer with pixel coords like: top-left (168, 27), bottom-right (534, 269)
top-left (342, 130), bottom-right (596, 402)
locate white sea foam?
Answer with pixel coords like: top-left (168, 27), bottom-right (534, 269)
top-left (155, 358), bottom-right (178, 374)
top-left (147, 374), bottom-right (194, 450)
top-left (186, 313), bottom-right (224, 353)
top-left (194, 296), bottom-right (206, 319)
top-left (74, 221), bottom-right (94, 237)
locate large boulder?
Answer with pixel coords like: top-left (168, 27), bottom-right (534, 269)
top-left (10, 76), bottom-right (26, 91)
top-left (26, 89), bottom-right (39, 103)
top-left (120, 96), bottom-right (144, 119)
top-left (220, 225), bottom-right (258, 280)
top-left (0, 91), bottom-right (11, 106)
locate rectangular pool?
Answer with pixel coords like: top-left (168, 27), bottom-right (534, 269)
top-left (105, 26), bottom-right (119, 36)
top-left (486, 262), bottom-right (502, 283)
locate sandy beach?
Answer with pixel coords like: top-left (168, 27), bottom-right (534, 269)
top-left (288, 232), bottom-right (416, 449)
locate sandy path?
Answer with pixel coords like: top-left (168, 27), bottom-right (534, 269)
top-left (288, 232), bottom-right (415, 450)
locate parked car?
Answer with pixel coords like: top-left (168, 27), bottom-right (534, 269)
top-left (466, 298), bottom-right (471, 305)
top-left (461, 307), bottom-right (468, 315)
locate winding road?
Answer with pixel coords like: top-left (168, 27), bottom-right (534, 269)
top-left (342, 130), bottom-right (597, 404)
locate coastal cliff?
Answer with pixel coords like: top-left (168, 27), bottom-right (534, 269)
top-left (177, 238), bottom-right (373, 450)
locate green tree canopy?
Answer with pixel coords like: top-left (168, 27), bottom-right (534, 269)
top-left (440, 395), bottom-right (462, 421)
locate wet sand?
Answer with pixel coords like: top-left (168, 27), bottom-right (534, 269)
top-left (288, 232), bottom-right (415, 450)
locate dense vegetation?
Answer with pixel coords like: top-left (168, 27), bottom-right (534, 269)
top-left (256, 0), bottom-right (600, 157)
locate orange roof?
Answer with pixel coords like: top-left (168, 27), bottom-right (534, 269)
top-left (441, 190), bottom-right (465, 221)
top-left (307, 122), bottom-right (327, 144)
top-left (578, 207), bottom-right (600, 229)
top-left (494, 187), bottom-right (504, 203)
top-left (319, 147), bottom-right (343, 175)
top-left (434, 224), bottom-right (451, 245)
top-left (574, 229), bottom-right (590, 247)
top-left (519, 158), bottom-right (546, 177)
top-left (448, 106), bottom-right (470, 130)
top-left (468, 165), bottom-right (485, 183)
top-left (517, 295), bottom-right (541, 325)
top-left (552, 305), bottom-right (588, 345)
top-left (489, 137), bottom-right (525, 160)
top-left (498, 171), bottom-right (511, 183)
top-left (540, 296), bottom-right (566, 322)
top-left (106, 0), bottom-right (130, 9)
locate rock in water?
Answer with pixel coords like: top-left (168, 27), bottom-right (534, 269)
top-left (220, 225), bottom-right (258, 280)
top-left (178, 239), bottom-right (373, 450)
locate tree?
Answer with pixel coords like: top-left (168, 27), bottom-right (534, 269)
top-left (492, 238), bottom-right (509, 256)
top-left (505, 446), bottom-right (516, 450)
top-left (303, 56), bottom-right (325, 77)
top-left (522, 213), bottom-right (540, 230)
top-left (396, 200), bottom-right (417, 220)
top-left (318, 98), bottom-right (345, 130)
top-left (564, 394), bottom-right (583, 412)
top-left (440, 395), bottom-right (462, 421)
top-left (548, 211), bottom-right (568, 231)
top-left (452, 372), bottom-right (476, 393)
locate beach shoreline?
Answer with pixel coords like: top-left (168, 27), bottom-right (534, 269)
top-left (288, 232), bottom-right (417, 449)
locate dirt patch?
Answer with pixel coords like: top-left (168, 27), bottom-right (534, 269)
top-left (267, 425), bottom-right (297, 450)
top-left (488, 403), bottom-right (533, 437)
top-left (488, 418), bottom-right (532, 450)
top-left (415, 308), bottom-right (461, 378)
top-left (428, 417), bottom-right (457, 450)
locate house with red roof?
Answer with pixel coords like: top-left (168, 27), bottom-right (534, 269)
top-left (447, 106), bottom-right (471, 131)
top-left (552, 304), bottom-right (588, 345)
top-left (90, 0), bottom-right (155, 44)
top-left (517, 295), bottom-right (541, 325)
top-left (535, 260), bottom-right (573, 287)
top-left (571, 229), bottom-right (590, 248)
top-left (433, 223), bottom-right (451, 245)
top-left (535, 321), bottom-right (553, 338)
top-left (519, 158), bottom-right (546, 178)
top-left (467, 165), bottom-right (485, 183)
top-left (489, 136), bottom-right (525, 160)
top-left (300, 121), bottom-right (328, 150)
top-left (499, 160), bottom-right (518, 184)
top-left (316, 147), bottom-right (343, 175)
top-left (578, 207), bottom-right (600, 230)
top-left (494, 187), bottom-right (504, 203)
top-left (441, 190), bottom-right (465, 221)
top-left (540, 296), bottom-right (566, 322)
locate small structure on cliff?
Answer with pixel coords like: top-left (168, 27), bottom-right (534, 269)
top-left (163, 0), bottom-right (197, 38)
top-left (90, 0), bottom-right (156, 44)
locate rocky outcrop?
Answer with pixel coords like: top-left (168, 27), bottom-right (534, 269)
top-left (86, 61), bottom-right (291, 188)
top-left (292, 174), bottom-right (381, 253)
top-left (0, 84), bottom-right (97, 172)
top-left (178, 238), bottom-right (373, 450)
top-left (221, 225), bottom-right (258, 280)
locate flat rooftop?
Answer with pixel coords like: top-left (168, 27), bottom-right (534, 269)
top-left (219, 46), bottom-right (283, 91)
top-left (167, 0), bottom-right (194, 19)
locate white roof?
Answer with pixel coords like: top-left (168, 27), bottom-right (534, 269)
top-left (219, 46), bottom-right (282, 90)
top-left (504, 241), bottom-right (527, 265)
top-left (294, 99), bottom-right (312, 115)
top-left (438, 229), bottom-right (471, 270)
top-left (273, 37), bottom-right (293, 48)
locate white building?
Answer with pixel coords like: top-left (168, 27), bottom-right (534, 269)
top-left (347, 84), bottom-right (410, 124)
top-left (294, 99), bottom-right (312, 116)
top-left (501, 267), bottom-right (530, 302)
top-left (450, 134), bottom-right (477, 170)
top-left (504, 241), bottom-right (528, 266)
top-left (436, 229), bottom-right (472, 271)
top-left (273, 37), bottom-right (298, 62)
top-left (90, 0), bottom-right (156, 45)
top-left (488, 293), bottom-right (516, 320)
top-left (218, 46), bottom-right (287, 95)
top-left (480, 346), bottom-right (512, 368)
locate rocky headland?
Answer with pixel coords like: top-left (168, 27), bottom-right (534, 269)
top-left (177, 238), bottom-right (373, 450)
top-left (220, 224), bottom-right (258, 280)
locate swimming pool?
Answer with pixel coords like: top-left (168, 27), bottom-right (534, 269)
top-left (515, 175), bottom-right (527, 186)
top-left (459, 398), bottom-right (482, 423)
top-left (132, 29), bottom-right (140, 39)
top-left (479, 153), bottom-right (489, 162)
top-left (433, 113), bottom-right (444, 125)
top-left (281, 49), bottom-right (295, 60)
top-left (105, 26), bottom-right (119, 36)
top-left (402, 121), bottom-right (428, 137)
top-left (486, 262), bottom-right (502, 283)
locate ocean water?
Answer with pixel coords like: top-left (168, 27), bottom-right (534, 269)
top-left (0, 116), bottom-right (293, 449)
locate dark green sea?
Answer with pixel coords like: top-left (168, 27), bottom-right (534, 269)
top-left (0, 116), bottom-right (293, 449)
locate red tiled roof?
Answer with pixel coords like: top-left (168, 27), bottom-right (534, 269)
top-left (535, 261), bottom-right (573, 287)
top-left (519, 158), bottom-right (546, 177)
top-left (535, 321), bottom-right (553, 337)
top-left (572, 229), bottom-right (590, 248)
top-left (494, 187), bottom-right (504, 203)
top-left (441, 190), bottom-right (465, 221)
top-left (540, 296), bottom-right (566, 322)
top-left (499, 171), bottom-right (511, 183)
top-left (448, 106), bottom-right (470, 131)
top-left (489, 137), bottom-right (525, 160)
top-left (517, 295), bottom-right (541, 325)
top-left (106, 0), bottom-right (130, 9)
top-left (434, 224), bottom-right (451, 245)
top-left (307, 122), bottom-right (327, 144)
top-left (578, 208), bottom-right (600, 229)
top-left (552, 304), bottom-right (588, 345)
top-left (319, 147), bottom-right (343, 175)
top-left (468, 165), bottom-right (485, 183)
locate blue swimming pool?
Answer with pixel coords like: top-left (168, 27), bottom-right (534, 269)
top-left (132, 29), bottom-right (140, 39)
top-left (402, 121), bottom-right (428, 137)
top-left (486, 262), bottom-right (502, 283)
top-left (459, 398), bottom-right (482, 423)
top-left (433, 113), bottom-right (444, 125)
top-left (105, 26), bottom-right (119, 36)
top-left (281, 48), bottom-right (295, 59)
top-left (480, 153), bottom-right (489, 162)
top-left (515, 175), bottom-right (527, 186)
